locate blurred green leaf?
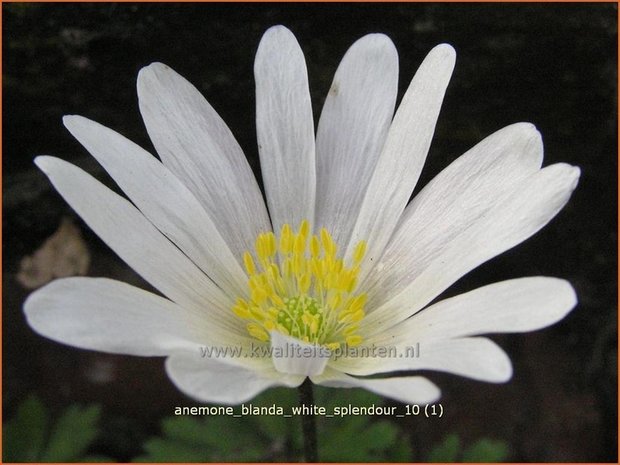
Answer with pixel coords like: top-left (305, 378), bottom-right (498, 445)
top-left (40, 404), bottom-right (102, 462)
top-left (427, 433), bottom-right (460, 462)
top-left (3, 394), bottom-right (105, 462)
top-left (389, 437), bottom-right (414, 462)
top-left (136, 413), bottom-right (270, 461)
top-left (3, 394), bottom-right (49, 461)
top-left (80, 455), bottom-right (116, 462)
top-left (136, 437), bottom-right (209, 462)
top-left (316, 387), bottom-right (411, 462)
top-left (462, 438), bottom-right (509, 462)
top-left (201, 417), bottom-right (265, 461)
top-left (319, 417), bottom-right (407, 462)
top-left (159, 416), bottom-right (213, 448)
top-left (428, 433), bottom-right (510, 463)
top-left (251, 387), bottom-right (298, 440)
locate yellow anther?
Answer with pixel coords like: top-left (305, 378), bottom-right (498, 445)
top-left (320, 228), bottom-right (336, 257)
top-left (266, 232), bottom-right (277, 257)
top-left (353, 241), bottom-right (367, 265)
top-left (350, 309), bottom-right (364, 323)
top-left (283, 258), bottom-right (293, 278)
top-left (340, 308), bottom-right (364, 323)
top-left (255, 236), bottom-right (264, 261)
top-left (327, 292), bottom-right (341, 310)
top-left (251, 286), bottom-right (268, 304)
top-left (293, 231), bottom-right (306, 255)
top-left (346, 335), bottom-right (363, 347)
top-left (268, 263), bottom-right (279, 278)
top-left (243, 251), bottom-right (256, 276)
top-left (248, 323), bottom-right (269, 341)
top-left (324, 272), bottom-right (335, 290)
top-left (310, 235), bottom-right (320, 258)
top-left (232, 300), bottom-right (251, 319)
top-left (248, 309), bottom-right (263, 323)
top-left (280, 224), bottom-right (292, 254)
top-left (298, 273), bottom-right (311, 294)
top-left (343, 325), bottom-right (359, 336)
top-left (347, 295), bottom-right (366, 313)
top-left (311, 259), bottom-right (323, 281)
top-left (346, 276), bottom-right (358, 293)
top-left (300, 219), bottom-right (310, 234)
top-left (270, 293), bottom-right (285, 307)
top-left (338, 273), bottom-right (353, 291)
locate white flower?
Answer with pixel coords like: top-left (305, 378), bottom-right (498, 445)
top-left (24, 26), bottom-right (580, 405)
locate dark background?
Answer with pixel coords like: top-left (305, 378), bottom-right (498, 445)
top-left (3, 3), bottom-right (617, 462)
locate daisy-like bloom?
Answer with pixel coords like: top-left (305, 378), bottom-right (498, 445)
top-left (25, 26), bottom-right (580, 405)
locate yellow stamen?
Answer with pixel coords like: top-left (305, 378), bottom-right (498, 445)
top-left (243, 251), bottom-right (256, 276)
top-left (247, 323), bottom-right (269, 342)
top-left (232, 221), bottom-right (368, 351)
top-left (346, 335), bottom-right (363, 347)
top-left (353, 241), bottom-right (367, 266)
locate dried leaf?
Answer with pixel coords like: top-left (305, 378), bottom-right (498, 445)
top-left (17, 217), bottom-right (90, 289)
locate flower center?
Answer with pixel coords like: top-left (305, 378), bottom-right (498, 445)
top-left (232, 220), bottom-right (367, 349)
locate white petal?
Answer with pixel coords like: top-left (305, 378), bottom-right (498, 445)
top-left (165, 351), bottom-right (304, 405)
top-left (364, 123), bottom-right (543, 307)
top-left (254, 26), bottom-right (315, 231)
top-left (24, 277), bottom-right (200, 356)
top-left (269, 331), bottom-right (330, 376)
top-left (137, 62), bottom-right (271, 258)
top-left (312, 368), bottom-right (440, 404)
top-left (344, 44), bottom-right (456, 276)
top-left (333, 338), bottom-right (513, 383)
top-left (315, 34), bottom-right (398, 246)
top-left (362, 163), bottom-right (580, 333)
top-left (371, 277), bottom-right (576, 344)
top-left (63, 115), bottom-right (247, 298)
top-left (35, 156), bottom-right (244, 336)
